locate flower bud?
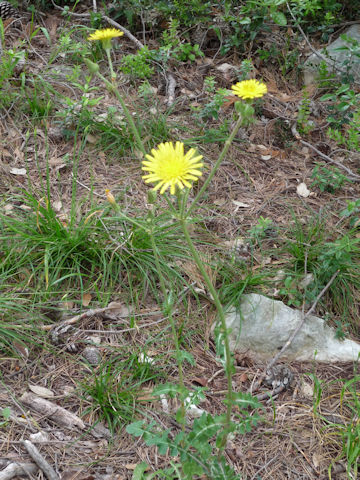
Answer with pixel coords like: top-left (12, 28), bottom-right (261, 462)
top-left (105, 189), bottom-right (116, 206)
top-left (147, 189), bottom-right (157, 204)
top-left (83, 57), bottom-right (99, 74)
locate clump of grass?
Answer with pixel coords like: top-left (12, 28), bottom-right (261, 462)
top-left (311, 372), bottom-right (360, 479)
top-left (81, 351), bottom-right (165, 432)
top-left (0, 189), bottom-right (192, 311)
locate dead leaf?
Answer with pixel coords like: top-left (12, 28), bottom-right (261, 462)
top-left (53, 200), bottom-right (62, 212)
top-left (28, 385), bottom-right (55, 398)
top-left (43, 14), bottom-right (60, 41)
top-left (216, 63), bottom-right (235, 73)
top-left (214, 198), bottom-right (226, 206)
top-left (82, 293), bottom-right (92, 307)
top-left (10, 168), bottom-right (27, 175)
top-left (312, 452), bottom-right (323, 469)
top-left (85, 134), bottom-right (98, 144)
top-left (238, 373), bottom-right (248, 383)
top-left (192, 377), bottom-right (208, 387)
top-left (4, 204), bottom-right (14, 214)
top-left (232, 200), bottom-right (250, 208)
top-left (61, 470), bottom-right (95, 480)
top-left (13, 342), bottom-right (29, 360)
top-left (297, 182), bottom-right (310, 198)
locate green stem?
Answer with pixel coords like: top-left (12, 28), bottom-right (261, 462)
top-left (105, 48), bottom-right (116, 80)
top-left (149, 224), bottom-right (186, 425)
top-left (187, 113), bottom-right (244, 217)
top-left (96, 72), bottom-right (147, 157)
top-left (179, 217), bottom-right (233, 439)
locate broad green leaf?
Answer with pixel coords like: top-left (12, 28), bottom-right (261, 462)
top-left (131, 462), bottom-right (149, 480)
top-left (271, 11), bottom-right (287, 26)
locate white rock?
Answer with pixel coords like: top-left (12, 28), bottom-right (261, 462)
top-left (223, 294), bottom-right (360, 362)
top-left (304, 25), bottom-right (360, 85)
top-left (216, 63), bottom-right (235, 73)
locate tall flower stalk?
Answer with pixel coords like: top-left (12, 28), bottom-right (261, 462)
top-left (84, 40), bottom-right (267, 447)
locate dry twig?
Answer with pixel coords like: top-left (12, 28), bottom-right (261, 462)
top-left (0, 462), bottom-right (38, 480)
top-left (51, 1), bottom-right (144, 49)
top-left (299, 139), bottom-right (360, 181)
top-left (22, 441), bottom-right (59, 480)
top-left (166, 74), bottom-right (177, 107)
top-left (20, 392), bottom-right (86, 430)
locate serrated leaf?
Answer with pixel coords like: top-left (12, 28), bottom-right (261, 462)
top-left (126, 420), bottom-right (145, 436)
top-left (178, 350), bottom-right (195, 366)
top-left (131, 462), bottom-right (148, 480)
top-left (153, 383), bottom-right (183, 398)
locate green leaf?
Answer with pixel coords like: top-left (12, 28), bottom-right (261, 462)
top-left (126, 420), bottom-right (145, 436)
top-left (1, 407), bottom-right (11, 420)
top-left (271, 11), bottom-right (287, 26)
top-left (152, 382), bottom-right (184, 398)
top-left (131, 462), bottom-right (149, 480)
top-left (320, 94), bottom-right (335, 101)
top-left (178, 350), bottom-right (195, 366)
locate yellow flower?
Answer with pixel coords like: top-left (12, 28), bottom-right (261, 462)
top-left (231, 79), bottom-right (267, 100)
top-left (142, 141), bottom-right (203, 195)
top-left (87, 28), bottom-right (124, 42)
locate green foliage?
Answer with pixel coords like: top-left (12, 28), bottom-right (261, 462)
top-left (120, 46), bottom-right (155, 80)
top-left (109, 0), bottom-right (213, 28)
top-left (320, 84), bottom-right (360, 128)
top-left (283, 214), bottom-right (360, 322)
top-left (340, 199), bottom-right (360, 228)
top-left (193, 88), bottom-right (228, 122)
top-left (249, 216), bottom-right (274, 245)
top-left (82, 353), bottom-right (163, 432)
top-left (0, 406), bottom-right (11, 427)
top-left (311, 373), bottom-right (360, 479)
top-left (327, 110), bottom-right (360, 151)
top-left (0, 42), bottom-right (26, 109)
top-left (160, 19), bottom-right (204, 63)
top-left (311, 163), bottom-right (351, 193)
top-left (297, 88), bottom-right (314, 135)
top-left (127, 390), bottom-right (261, 480)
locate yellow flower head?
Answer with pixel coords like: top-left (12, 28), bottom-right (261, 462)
top-left (87, 28), bottom-right (124, 42)
top-left (231, 79), bottom-right (267, 100)
top-left (142, 141), bottom-right (203, 195)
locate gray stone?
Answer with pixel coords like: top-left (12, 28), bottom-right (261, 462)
top-left (224, 294), bottom-right (360, 362)
top-left (303, 24), bottom-right (360, 85)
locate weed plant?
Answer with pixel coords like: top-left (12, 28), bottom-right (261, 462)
top-left (311, 372), bottom-right (360, 478)
top-left (81, 30), bottom-right (269, 478)
top-left (282, 214), bottom-right (360, 325)
top-left (82, 351), bottom-right (166, 433)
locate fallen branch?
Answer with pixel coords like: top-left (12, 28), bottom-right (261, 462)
top-left (0, 462), bottom-right (38, 480)
top-left (22, 441), bottom-right (59, 480)
top-left (300, 139), bottom-right (360, 181)
top-left (42, 306), bottom-right (112, 331)
top-left (166, 74), bottom-right (177, 107)
top-left (20, 392), bottom-right (86, 430)
top-left (50, 1), bottom-right (144, 49)
top-left (249, 270), bottom-right (339, 394)
top-left (286, 2), bottom-right (360, 85)
top-left (291, 123), bottom-right (360, 181)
